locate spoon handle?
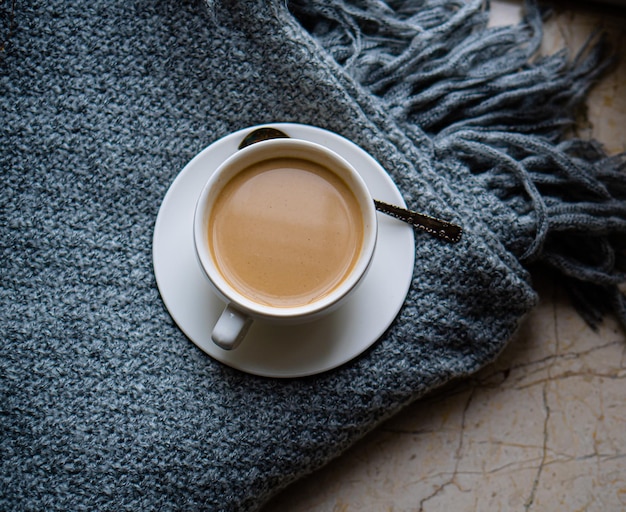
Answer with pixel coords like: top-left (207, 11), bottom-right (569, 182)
top-left (374, 200), bottom-right (462, 244)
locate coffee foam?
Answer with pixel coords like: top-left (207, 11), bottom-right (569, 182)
top-left (209, 157), bottom-right (363, 307)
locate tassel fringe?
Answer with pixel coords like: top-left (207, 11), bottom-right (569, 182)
top-left (287, 0), bottom-right (626, 328)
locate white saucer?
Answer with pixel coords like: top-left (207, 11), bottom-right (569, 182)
top-left (153, 124), bottom-right (415, 378)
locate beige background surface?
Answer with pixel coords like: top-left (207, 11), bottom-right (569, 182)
top-left (263, 1), bottom-right (626, 510)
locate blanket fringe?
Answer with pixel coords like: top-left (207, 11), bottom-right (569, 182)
top-left (288, 0), bottom-right (626, 328)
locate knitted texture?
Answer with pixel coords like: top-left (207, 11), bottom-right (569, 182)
top-left (1, 1), bottom-right (624, 510)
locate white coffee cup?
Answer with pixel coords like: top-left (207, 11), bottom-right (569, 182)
top-left (193, 138), bottom-right (377, 350)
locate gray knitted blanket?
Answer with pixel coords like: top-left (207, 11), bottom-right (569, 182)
top-left (2, 1), bottom-right (625, 510)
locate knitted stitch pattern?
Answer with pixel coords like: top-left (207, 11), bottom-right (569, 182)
top-left (1, 1), bottom-right (624, 510)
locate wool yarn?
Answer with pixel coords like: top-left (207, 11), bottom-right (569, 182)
top-left (2, 1), bottom-right (624, 510)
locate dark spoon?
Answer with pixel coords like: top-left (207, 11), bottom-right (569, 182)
top-left (239, 127), bottom-right (462, 244)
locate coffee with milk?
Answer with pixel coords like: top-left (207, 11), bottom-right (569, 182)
top-left (208, 157), bottom-right (364, 308)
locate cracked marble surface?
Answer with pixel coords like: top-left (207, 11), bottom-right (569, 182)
top-left (263, 2), bottom-right (626, 510)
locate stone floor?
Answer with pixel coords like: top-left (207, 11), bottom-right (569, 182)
top-left (263, 1), bottom-right (626, 510)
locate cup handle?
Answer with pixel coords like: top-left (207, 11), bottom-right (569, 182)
top-left (211, 304), bottom-right (253, 350)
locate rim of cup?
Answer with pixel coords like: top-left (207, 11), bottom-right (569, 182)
top-left (193, 138), bottom-right (378, 320)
